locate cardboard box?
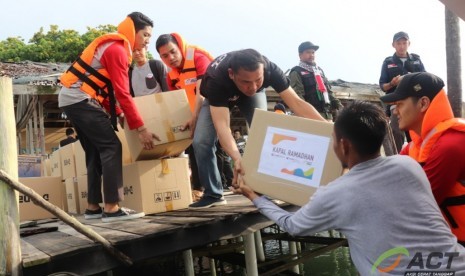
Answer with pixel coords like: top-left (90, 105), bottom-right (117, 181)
top-left (74, 141), bottom-right (87, 176)
top-left (65, 177), bottom-right (79, 214)
top-left (59, 143), bottom-right (76, 180)
top-left (65, 176), bottom-right (89, 214)
top-left (50, 149), bottom-right (62, 177)
top-left (18, 155), bottom-right (43, 177)
top-left (124, 89), bottom-right (193, 160)
top-left (76, 176), bottom-right (88, 214)
top-left (122, 158), bottom-right (192, 214)
top-left (242, 109), bottom-right (342, 206)
top-left (115, 126), bottom-right (133, 165)
top-left (19, 176), bottom-right (63, 221)
top-left (43, 158), bottom-right (51, 177)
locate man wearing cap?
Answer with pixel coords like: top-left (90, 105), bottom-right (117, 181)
top-left (289, 41), bottom-right (342, 121)
top-left (379, 31), bottom-right (426, 152)
top-left (380, 72), bottom-right (465, 245)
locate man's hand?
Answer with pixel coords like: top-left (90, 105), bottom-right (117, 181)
top-left (230, 175), bottom-right (259, 201)
top-left (138, 128), bottom-right (161, 150)
top-left (390, 75), bottom-right (403, 87)
top-left (232, 158), bottom-right (245, 188)
top-left (181, 116), bottom-right (197, 138)
top-left (118, 113), bottom-right (125, 129)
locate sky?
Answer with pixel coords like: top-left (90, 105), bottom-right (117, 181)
top-left (1, 0), bottom-right (464, 94)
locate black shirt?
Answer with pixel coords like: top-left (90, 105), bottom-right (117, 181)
top-left (200, 51), bottom-right (290, 108)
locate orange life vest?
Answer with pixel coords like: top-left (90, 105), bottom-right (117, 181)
top-left (60, 16), bottom-right (135, 129)
top-left (168, 33), bottom-right (214, 113)
top-left (60, 33), bottom-right (132, 100)
top-left (407, 90), bottom-right (465, 242)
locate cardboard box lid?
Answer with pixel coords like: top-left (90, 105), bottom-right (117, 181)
top-left (242, 109), bottom-right (342, 206)
top-left (124, 89), bottom-right (193, 160)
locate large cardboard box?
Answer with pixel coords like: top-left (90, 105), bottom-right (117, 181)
top-left (19, 176), bottom-right (63, 221)
top-left (242, 110), bottom-right (343, 206)
top-left (50, 149), bottom-right (62, 177)
top-left (64, 176), bottom-right (88, 214)
top-left (74, 141), bottom-right (87, 176)
top-left (43, 158), bottom-right (51, 177)
top-left (115, 126), bottom-right (133, 165)
top-left (122, 158), bottom-right (192, 214)
top-left (65, 177), bottom-right (79, 214)
top-left (60, 143), bottom-right (77, 180)
top-left (18, 155), bottom-right (43, 177)
top-left (76, 176), bottom-right (88, 214)
top-left (124, 90), bottom-right (193, 160)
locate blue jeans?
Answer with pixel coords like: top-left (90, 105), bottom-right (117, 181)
top-left (193, 91), bottom-right (267, 199)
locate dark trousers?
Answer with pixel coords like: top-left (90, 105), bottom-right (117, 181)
top-left (185, 144), bottom-right (202, 191)
top-left (216, 149), bottom-right (233, 188)
top-left (61, 99), bottom-right (123, 204)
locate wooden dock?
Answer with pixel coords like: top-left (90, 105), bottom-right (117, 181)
top-left (21, 194), bottom-right (300, 275)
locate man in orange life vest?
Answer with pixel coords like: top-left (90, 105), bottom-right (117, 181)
top-left (59, 12), bottom-right (159, 222)
top-left (380, 72), bottom-right (465, 245)
top-left (155, 33), bottom-right (214, 201)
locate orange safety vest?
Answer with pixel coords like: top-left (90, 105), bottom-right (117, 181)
top-left (407, 90), bottom-right (465, 242)
top-left (60, 16), bottom-right (135, 129)
top-left (168, 33), bottom-right (214, 113)
top-left (60, 33), bottom-right (132, 102)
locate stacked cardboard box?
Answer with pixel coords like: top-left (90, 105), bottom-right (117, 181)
top-left (122, 89), bottom-right (193, 214)
top-left (19, 176), bottom-right (63, 221)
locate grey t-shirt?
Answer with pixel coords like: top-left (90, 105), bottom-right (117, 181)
top-left (131, 62), bottom-right (162, 97)
top-left (253, 155), bottom-right (465, 275)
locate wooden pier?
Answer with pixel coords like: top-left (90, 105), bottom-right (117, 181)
top-left (21, 194), bottom-right (294, 275)
top-left (20, 193), bottom-right (351, 275)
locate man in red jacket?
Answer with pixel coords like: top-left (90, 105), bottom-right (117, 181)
top-left (59, 12), bottom-right (159, 222)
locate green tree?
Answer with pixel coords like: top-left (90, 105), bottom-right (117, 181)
top-left (0, 24), bottom-right (117, 63)
top-left (0, 37), bottom-right (27, 62)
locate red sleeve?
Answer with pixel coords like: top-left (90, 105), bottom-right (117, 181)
top-left (194, 51), bottom-right (212, 78)
top-left (422, 130), bottom-right (465, 203)
top-left (100, 42), bottom-right (144, 130)
top-left (399, 142), bottom-right (410, 155)
top-left (166, 75), bottom-right (176, 90)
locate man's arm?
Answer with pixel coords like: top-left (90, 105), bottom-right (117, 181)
top-left (233, 176), bottom-right (335, 237)
top-left (379, 60), bottom-right (398, 92)
top-left (279, 87), bottom-right (326, 121)
top-left (210, 106), bottom-right (241, 163)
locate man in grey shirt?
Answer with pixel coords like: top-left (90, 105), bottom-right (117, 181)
top-left (232, 101), bottom-right (465, 275)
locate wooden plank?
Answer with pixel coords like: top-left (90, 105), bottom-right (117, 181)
top-left (87, 219), bottom-right (180, 238)
top-left (22, 231), bottom-right (95, 257)
top-left (21, 239), bottom-right (50, 268)
top-left (57, 223), bottom-right (141, 244)
top-left (153, 210), bottom-right (240, 218)
top-left (146, 215), bottom-right (215, 227)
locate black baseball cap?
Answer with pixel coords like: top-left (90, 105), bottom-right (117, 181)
top-left (393, 31), bottom-right (409, 42)
top-left (298, 41), bottom-right (319, 53)
top-left (380, 72), bottom-right (445, 103)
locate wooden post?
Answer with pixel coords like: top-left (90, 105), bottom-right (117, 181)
top-left (445, 7), bottom-right (462, 117)
top-left (0, 77), bottom-right (22, 275)
top-left (38, 99), bottom-right (46, 155)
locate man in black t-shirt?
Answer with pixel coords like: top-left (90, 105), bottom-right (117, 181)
top-left (188, 48), bottom-right (325, 209)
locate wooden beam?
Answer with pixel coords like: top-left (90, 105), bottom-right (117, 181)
top-left (0, 76), bottom-right (22, 275)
